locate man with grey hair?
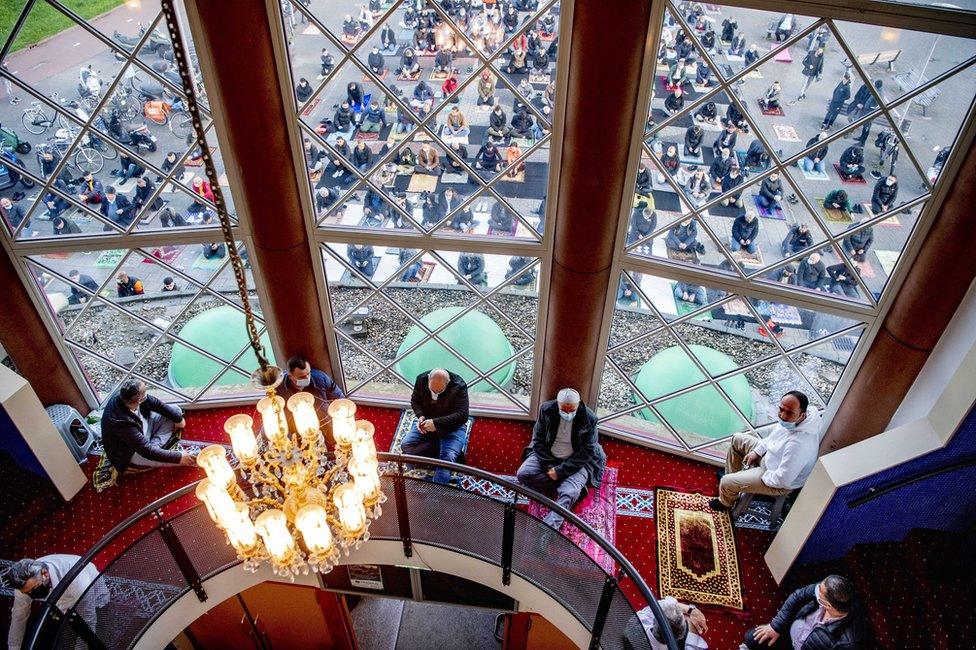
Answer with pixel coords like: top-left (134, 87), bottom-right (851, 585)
top-left (624, 596), bottom-right (709, 649)
top-left (516, 388), bottom-right (607, 530)
top-left (7, 554), bottom-right (109, 649)
top-left (101, 378), bottom-right (196, 473)
top-left (403, 368), bottom-right (469, 484)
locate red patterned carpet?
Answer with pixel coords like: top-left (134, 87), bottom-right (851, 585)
top-left (2, 406), bottom-right (795, 649)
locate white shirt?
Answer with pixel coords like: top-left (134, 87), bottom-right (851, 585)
top-left (8, 555), bottom-right (109, 650)
top-left (550, 416), bottom-right (575, 459)
top-left (790, 605), bottom-right (845, 649)
top-left (754, 409), bottom-right (822, 489)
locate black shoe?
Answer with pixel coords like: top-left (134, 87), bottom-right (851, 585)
top-left (708, 498), bottom-right (731, 512)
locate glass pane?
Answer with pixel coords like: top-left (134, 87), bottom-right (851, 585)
top-left (719, 357), bottom-right (825, 428)
top-left (653, 384), bottom-right (752, 448)
top-left (746, 296), bottom-right (863, 351)
top-left (789, 327), bottom-right (864, 403)
top-left (67, 346), bottom-right (127, 403)
top-left (608, 271), bottom-right (666, 349)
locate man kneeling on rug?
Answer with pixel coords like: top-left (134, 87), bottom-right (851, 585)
top-left (516, 388), bottom-right (607, 530)
top-left (741, 575), bottom-right (870, 649)
top-left (402, 368), bottom-right (469, 485)
top-left (709, 391), bottom-right (821, 512)
top-left (625, 596), bottom-right (709, 649)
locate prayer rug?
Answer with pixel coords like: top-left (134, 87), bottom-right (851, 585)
top-left (302, 24), bottom-right (319, 36)
top-left (300, 97), bottom-right (322, 117)
top-left (502, 169), bottom-right (526, 183)
top-left (440, 172), bottom-right (469, 184)
top-left (674, 295), bottom-right (713, 320)
top-left (362, 70), bottom-right (388, 82)
top-left (396, 71), bottom-right (422, 82)
top-left (527, 465), bottom-right (620, 574)
top-left (744, 69), bottom-right (764, 80)
top-left (731, 246), bottom-right (764, 267)
top-left (528, 72), bottom-right (550, 85)
top-left (833, 163), bottom-right (866, 184)
top-left (799, 167), bottom-right (830, 181)
top-left (855, 259), bottom-right (876, 278)
top-left (487, 222), bottom-right (518, 237)
top-left (341, 35), bottom-right (359, 47)
top-left (666, 248), bottom-right (700, 264)
top-left (353, 130), bottom-right (380, 141)
top-left (875, 249), bottom-right (900, 276)
top-left (147, 246), bottom-right (180, 264)
top-left (429, 69), bottom-right (450, 81)
top-left (191, 253), bottom-right (227, 271)
top-left (752, 194), bottom-right (786, 220)
top-left (184, 147), bottom-right (217, 167)
top-left (757, 100), bottom-right (784, 116)
top-left (390, 409), bottom-right (474, 457)
top-left (656, 488), bottom-right (743, 609)
top-left (407, 173), bottom-right (439, 193)
top-left (818, 199), bottom-right (854, 224)
top-left (772, 124), bottom-right (800, 142)
top-left (95, 249), bottom-right (125, 269)
top-left (705, 202), bottom-right (744, 218)
top-left (772, 46), bottom-right (793, 63)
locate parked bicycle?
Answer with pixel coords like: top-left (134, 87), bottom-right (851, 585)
top-left (21, 93), bottom-right (72, 135)
top-left (46, 132), bottom-right (105, 175)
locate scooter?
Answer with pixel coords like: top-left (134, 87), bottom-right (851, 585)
top-left (0, 145), bottom-right (36, 192)
top-left (77, 65), bottom-right (103, 110)
top-left (0, 124), bottom-right (32, 154)
top-left (130, 76), bottom-right (170, 103)
top-left (107, 109), bottom-right (157, 153)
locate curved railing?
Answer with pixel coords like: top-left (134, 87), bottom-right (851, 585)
top-left (26, 454), bottom-right (676, 650)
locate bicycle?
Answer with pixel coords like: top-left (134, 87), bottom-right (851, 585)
top-left (21, 93), bottom-right (72, 135)
top-left (48, 134), bottom-right (105, 175)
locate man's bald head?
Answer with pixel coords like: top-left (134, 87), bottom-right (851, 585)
top-left (428, 368), bottom-right (450, 394)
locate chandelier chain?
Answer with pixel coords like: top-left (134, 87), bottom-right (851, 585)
top-left (160, 0), bottom-right (269, 372)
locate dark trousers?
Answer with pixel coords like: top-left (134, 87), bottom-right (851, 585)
top-left (743, 627), bottom-right (793, 650)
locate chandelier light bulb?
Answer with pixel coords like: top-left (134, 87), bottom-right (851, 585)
top-left (225, 502), bottom-right (258, 552)
top-left (254, 509), bottom-right (296, 563)
top-left (197, 445), bottom-right (235, 488)
top-left (225, 414), bottom-right (258, 466)
top-left (294, 503), bottom-right (333, 554)
top-left (348, 455), bottom-right (381, 502)
top-left (333, 482), bottom-right (367, 536)
top-left (328, 399), bottom-right (358, 450)
top-left (286, 392), bottom-right (320, 443)
top-left (257, 395), bottom-right (288, 447)
top-left (195, 478), bottom-right (239, 529)
top-left (350, 423), bottom-right (377, 463)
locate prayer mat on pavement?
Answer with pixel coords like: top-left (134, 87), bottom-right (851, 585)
top-left (758, 100), bottom-right (784, 116)
top-left (95, 249), bottom-right (125, 268)
top-left (527, 465), bottom-right (620, 574)
top-left (752, 194), bottom-right (786, 220)
top-left (772, 124), bottom-right (800, 142)
top-left (833, 163), bottom-right (867, 184)
top-left (773, 46), bottom-right (793, 63)
top-left (666, 248), bottom-right (700, 264)
top-left (855, 259), bottom-right (876, 278)
top-left (192, 253), bottom-right (227, 271)
top-left (875, 249), bottom-right (900, 276)
top-left (353, 130), bottom-right (381, 141)
top-left (818, 199), bottom-right (854, 224)
top-left (799, 167), bottom-right (830, 181)
top-left (407, 173), bottom-right (439, 193)
top-left (731, 246), bottom-right (764, 267)
top-left (744, 69), bottom-right (763, 80)
top-left (362, 70), bottom-right (388, 81)
top-left (300, 98), bottom-right (321, 117)
top-left (656, 488), bottom-right (743, 609)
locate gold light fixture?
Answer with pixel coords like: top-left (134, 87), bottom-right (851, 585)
top-left (158, 1), bottom-right (383, 578)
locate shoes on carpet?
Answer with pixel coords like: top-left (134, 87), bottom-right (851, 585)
top-left (709, 497), bottom-right (731, 512)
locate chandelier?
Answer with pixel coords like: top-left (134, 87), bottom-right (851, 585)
top-left (158, 2), bottom-right (383, 577)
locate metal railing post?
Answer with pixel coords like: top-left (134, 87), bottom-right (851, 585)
top-left (501, 499), bottom-right (516, 586)
top-left (65, 609), bottom-right (107, 650)
top-left (394, 456), bottom-right (413, 558)
top-left (155, 509), bottom-right (208, 602)
top-left (589, 575), bottom-right (617, 650)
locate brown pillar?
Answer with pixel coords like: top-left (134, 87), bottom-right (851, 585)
top-left (0, 248), bottom-right (88, 411)
top-left (539, 0), bottom-right (652, 402)
top-left (822, 143), bottom-right (976, 452)
top-left (188, 0), bottom-right (333, 375)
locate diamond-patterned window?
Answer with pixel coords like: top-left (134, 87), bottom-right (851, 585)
top-left (600, 1), bottom-right (976, 460)
top-left (1, 0), bottom-right (262, 406)
top-left (279, 0), bottom-right (558, 412)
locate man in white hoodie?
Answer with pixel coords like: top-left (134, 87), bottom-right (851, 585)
top-left (709, 391), bottom-right (822, 511)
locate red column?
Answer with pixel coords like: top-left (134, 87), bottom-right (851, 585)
top-left (187, 0), bottom-right (334, 375)
top-left (539, 0), bottom-right (652, 402)
top-left (822, 143), bottom-right (976, 451)
top-left (0, 247), bottom-right (88, 410)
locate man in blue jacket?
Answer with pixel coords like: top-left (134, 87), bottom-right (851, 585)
top-left (101, 379), bottom-right (196, 472)
top-left (743, 575), bottom-right (869, 649)
top-left (517, 388), bottom-right (607, 530)
top-left (277, 354), bottom-right (344, 405)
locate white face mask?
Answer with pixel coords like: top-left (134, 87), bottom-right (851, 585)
top-left (559, 409), bottom-right (576, 421)
top-left (295, 376), bottom-right (311, 389)
top-left (885, 179), bottom-right (895, 186)
top-left (779, 417), bottom-right (797, 430)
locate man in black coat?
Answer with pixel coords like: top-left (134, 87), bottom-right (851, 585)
top-left (821, 75), bottom-right (852, 130)
top-left (402, 369), bottom-right (469, 484)
top-left (516, 389), bottom-right (607, 530)
top-left (871, 175), bottom-right (898, 214)
top-left (101, 378), bottom-right (196, 472)
top-left (742, 575), bottom-right (870, 649)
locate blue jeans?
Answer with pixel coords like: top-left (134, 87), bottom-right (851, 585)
top-left (728, 236), bottom-right (757, 253)
top-left (400, 422), bottom-right (466, 484)
top-left (800, 157), bottom-right (825, 173)
top-left (400, 262), bottom-right (421, 282)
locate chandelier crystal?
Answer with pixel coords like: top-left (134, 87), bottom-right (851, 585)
top-left (196, 385), bottom-right (385, 578)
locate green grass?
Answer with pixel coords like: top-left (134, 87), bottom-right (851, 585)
top-left (1, 0), bottom-right (125, 54)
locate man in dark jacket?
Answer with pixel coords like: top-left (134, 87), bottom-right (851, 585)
top-left (67, 269), bottom-right (99, 304)
top-left (516, 389), bottom-right (607, 530)
top-left (402, 369), bottom-right (470, 484)
top-left (797, 253), bottom-right (828, 290)
top-left (709, 147), bottom-right (734, 186)
top-left (720, 166), bottom-right (745, 208)
top-left (826, 261), bottom-right (859, 297)
top-left (684, 124), bottom-right (704, 157)
top-left (101, 378), bottom-right (196, 472)
top-left (666, 219), bottom-right (702, 254)
top-left (821, 75), bottom-right (851, 130)
top-left (781, 223), bottom-right (815, 256)
top-left (842, 226), bottom-right (873, 262)
top-left (730, 212), bottom-right (760, 253)
top-left (347, 243), bottom-right (377, 279)
top-left (871, 175), bottom-right (898, 214)
top-left (758, 172), bottom-right (784, 209)
top-left (99, 186), bottom-right (134, 230)
top-left (743, 575), bottom-right (869, 649)
top-left (458, 252), bottom-right (486, 285)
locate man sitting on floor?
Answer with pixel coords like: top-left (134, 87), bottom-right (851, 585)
top-left (838, 145), bottom-right (865, 178)
top-left (758, 172), bottom-right (784, 210)
top-left (101, 378), bottom-right (197, 474)
top-left (730, 211), bottom-right (760, 254)
top-left (625, 596), bottom-right (709, 650)
top-left (516, 388), bottom-right (607, 530)
top-left (709, 391), bottom-right (821, 511)
top-left (741, 575), bottom-right (870, 649)
top-left (758, 80), bottom-right (782, 111)
top-left (402, 368), bottom-right (469, 484)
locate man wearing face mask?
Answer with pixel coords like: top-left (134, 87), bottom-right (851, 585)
top-left (516, 388), bottom-right (607, 530)
top-left (402, 368), bottom-right (470, 484)
top-left (8, 555), bottom-right (110, 649)
top-left (278, 354), bottom-right (345, 405)
top-left (710, 391), bottom-right (821, 511)
top-left (101, 378), bottom-right (196, 473)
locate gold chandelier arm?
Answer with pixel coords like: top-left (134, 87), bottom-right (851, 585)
top-left (160, 0), bottom-right (269, 373)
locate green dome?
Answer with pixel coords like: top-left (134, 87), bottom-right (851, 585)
top-left (395, 307), bottom-right (515, 392)
top-left (634, 345), bottom-right (753, 440)
top-left (168, 305), bottom-right (275, 389)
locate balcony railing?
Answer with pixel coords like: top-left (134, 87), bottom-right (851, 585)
top-left (26, 454), bottom-right (676, 650)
